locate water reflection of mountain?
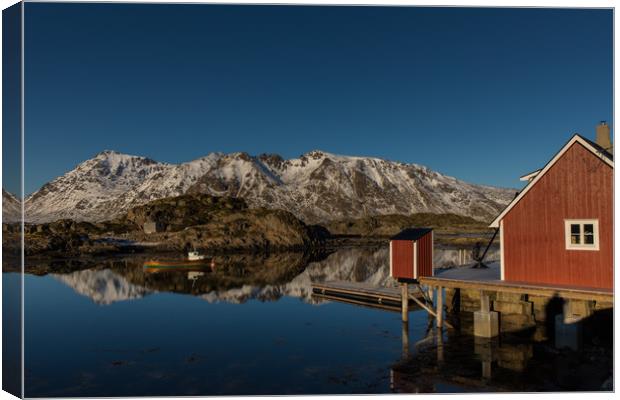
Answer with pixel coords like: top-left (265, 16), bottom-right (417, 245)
top-left (53, 269), bottom-right (152, 305)
top-left (256, 247), bottom-right (395, 304)
top-left (49, 246), bottom-right (500, 305)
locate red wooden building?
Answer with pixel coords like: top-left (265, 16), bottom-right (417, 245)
top-left (490, 132), bottom-right (613, 290)
top-left (390, 228), bottom-right (434, 281)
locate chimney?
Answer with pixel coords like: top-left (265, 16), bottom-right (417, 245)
top-left (595, 121), bottom-right (612, 153)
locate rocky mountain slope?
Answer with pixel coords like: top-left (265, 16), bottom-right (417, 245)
top-left (24, 150), bottom-right (515, 224)
top-left (2, 189), bottom-right (21, 223)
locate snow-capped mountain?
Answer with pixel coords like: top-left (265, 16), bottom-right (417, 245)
top-left (3, 189), bottom-right (21, 223)
top-left (24, 150), bottom-right (515, 224)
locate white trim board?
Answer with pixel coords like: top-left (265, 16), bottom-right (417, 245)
top-left (519, 169), bottom-right (541, 181)
top-left (500, 220), bottom-right (505, 281)
top-left (490, 134), bottom-right (614, 228)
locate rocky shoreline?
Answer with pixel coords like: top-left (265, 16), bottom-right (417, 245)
top-left (3, 193), bottom-right (329, 258)
top-left (3, 193), bottom-right (494, 263)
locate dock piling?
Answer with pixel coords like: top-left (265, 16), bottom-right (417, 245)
top-left (436, 286), bottom-right (443, 328)
top-left (474, 290), bottom-right (499, 338)
top-left (409, 286), bottom-right (454, 329)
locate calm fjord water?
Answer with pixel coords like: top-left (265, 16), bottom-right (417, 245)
top-left (7, 246), bottom-right (610, 396)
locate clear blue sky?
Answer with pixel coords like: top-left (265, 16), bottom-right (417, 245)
top-left (19, 4), bottom-right (612, 195)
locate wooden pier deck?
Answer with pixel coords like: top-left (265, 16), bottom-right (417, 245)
top-left (420, 276), bottom-right (613, 302)
top-left (422, 262), bottom-right (613, 302)
top-left (311, 281), bottom-right (426, 311)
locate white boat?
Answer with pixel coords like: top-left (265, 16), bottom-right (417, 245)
top-left (187, 251), bottom-right (206, 261)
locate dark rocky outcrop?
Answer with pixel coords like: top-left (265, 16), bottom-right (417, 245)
top-left (5, 193), bottom-right (327, 258)
top-left (116, 193), bottom-right (325, 252)
top-left (119, 193), bottom-right (247, 232)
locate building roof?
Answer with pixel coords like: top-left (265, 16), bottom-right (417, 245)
top-left (390, 227), bottom-right (433, 241)
top-left (580, 135), bottom-right (614, 160)
top-left (489, 134), bottom-right (614, 228)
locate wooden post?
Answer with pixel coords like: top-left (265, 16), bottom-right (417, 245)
top-left (401, 282), bottom-right (408, 322)
top-left (425, 285), bottom-right (433, 304)
top-left (436, 286), bottom-right (443, 328)
top-left (409, 290), bottom-right (454, 330)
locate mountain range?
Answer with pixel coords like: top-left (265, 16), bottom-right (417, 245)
top-left (10, 150), bottom-right (515, 224)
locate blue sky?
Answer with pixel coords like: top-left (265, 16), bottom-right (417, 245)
top-left (18, 4), bottom-right (612, 195)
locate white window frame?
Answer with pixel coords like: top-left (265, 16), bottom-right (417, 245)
top-left (564, 219), bottom-right (599, 251)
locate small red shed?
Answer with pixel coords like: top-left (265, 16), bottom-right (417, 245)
top-left (390, 228), bottom-right (434, 281)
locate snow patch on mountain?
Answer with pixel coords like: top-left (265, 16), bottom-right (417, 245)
top-left (24, 150), bottom-right (515, 224)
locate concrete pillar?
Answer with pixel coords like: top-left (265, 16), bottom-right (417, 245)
top-left (474, 311), bottom-right (499, 337)
top-left (474, 291), bottom-right (499, 338)
top-left (480, 291), bottom-right (491, 312)
top-left (401, 283), bottom-right (408, 322)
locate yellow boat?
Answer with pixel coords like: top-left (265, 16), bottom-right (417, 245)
top-left (143, 259), bottom-right (214, 272)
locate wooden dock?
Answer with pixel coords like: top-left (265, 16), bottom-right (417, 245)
top-left (420, 276), bottom-right (613, 302)
top-left (311, 281), bottom-right (426, 311)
